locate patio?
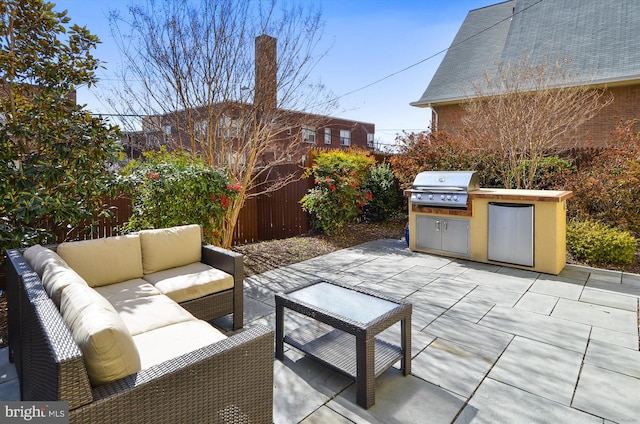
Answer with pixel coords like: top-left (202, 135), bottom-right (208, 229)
top-left (2, 238), bottom-right (640, 423)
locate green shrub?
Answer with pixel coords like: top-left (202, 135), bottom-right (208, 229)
top-left (511, 156), bottom-right (575, 190)
top-left (119, 148), bottom-right (238, 245)
top-left (362, 162), bottom-right (400, 222)
top-left (300, 149), bottom-right (375, 235)
top-left (567, 220), bottom-right (637, 265)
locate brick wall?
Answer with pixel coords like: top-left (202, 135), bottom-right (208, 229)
top-left (432, 83), bottom-right (640, 148)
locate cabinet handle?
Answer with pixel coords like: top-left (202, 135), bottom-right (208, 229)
top-left (444, 221), bottom-right (448, 231)
top-left (435, 220), bottom-right (440, 231)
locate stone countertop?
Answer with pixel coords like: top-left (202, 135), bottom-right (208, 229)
top-left (469, 188), bottom-right (573, 202)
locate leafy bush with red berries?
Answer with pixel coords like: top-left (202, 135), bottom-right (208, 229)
top-left (300, 149), bottom-right (375, 235)
top-left (120, 148), bottom-right (239, 245)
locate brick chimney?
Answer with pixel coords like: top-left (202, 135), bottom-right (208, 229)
top-left (255, 34), bottom-right (277, 113)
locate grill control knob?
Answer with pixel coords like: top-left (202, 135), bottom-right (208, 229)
top-left (453, 195), bottom-right (458, 201)
top-left (446, 195), bottom-right (452, 200)
top-left (416, 193), bottom-right (422, 200)
top-left (429, 194), bottom-right (434, 200)
top-left (440, 195), bottom-right (445, 200)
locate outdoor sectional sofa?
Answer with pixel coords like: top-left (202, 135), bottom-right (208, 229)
top-left (5, 224), bottom-right (274, 423)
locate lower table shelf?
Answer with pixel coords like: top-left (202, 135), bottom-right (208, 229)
top-left (284, 323), bottom-right (403, 379)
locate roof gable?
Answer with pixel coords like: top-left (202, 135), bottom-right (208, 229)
top-left (413, 0), bottom-right (640, 107)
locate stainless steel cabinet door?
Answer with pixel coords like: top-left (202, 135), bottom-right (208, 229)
top-left (441, 218), bottom-right (470, 256)
top-left (488, 202), bottom-right (534, 267)
top-left (416, 215), bottom-right (442, 251)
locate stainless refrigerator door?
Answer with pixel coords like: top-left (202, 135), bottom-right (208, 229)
top-left (488, 202), bottom-right (534, 267)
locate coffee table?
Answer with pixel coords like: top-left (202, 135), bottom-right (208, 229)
top-left (275, 280), bottom-right (412, 409)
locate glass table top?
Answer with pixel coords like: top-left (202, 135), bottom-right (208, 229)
top-left (288, 281), bottom-right (399, 325)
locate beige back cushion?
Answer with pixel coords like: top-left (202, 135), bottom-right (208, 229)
top-left (60, 283), bottom-right (141, 386)
top-left (23, 244), bottom-right (67, 277)
top-left (139, 225), bottom-right (202, 274)
top-left (57, 235), bottom-right (143, 287)
top-left (41, 261), bottom-right (89, 307)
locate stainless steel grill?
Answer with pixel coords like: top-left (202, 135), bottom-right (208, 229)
top-left (408, 171), bottom-right (479, 208)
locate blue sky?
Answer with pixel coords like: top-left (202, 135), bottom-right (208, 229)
top-left (52, 0), bottom-right (497, 148)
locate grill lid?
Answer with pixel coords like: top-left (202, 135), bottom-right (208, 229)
top-left (410, 171), bottom-right (479, 208)
top-left (412, 171), bottom-right (479, 192)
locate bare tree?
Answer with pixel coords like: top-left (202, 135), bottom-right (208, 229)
top-left (462, 55), bottom-right (612, 189)
top-left (106, 0), bottom-right (336, 247)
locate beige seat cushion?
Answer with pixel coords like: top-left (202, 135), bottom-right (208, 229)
top-left (23, 244), bottom-right (67, 277)
top-left (95, 279), bottom-right (161, 304)
top-left (109, 294), bottom-right (196, 336)
top-left (60, 284), bottom-right (141, 386)
top-left (133, 320), bottom-right (227, 369)
top-left (143, 262), bottom-right (234, 303)
top-left (139, 225), bottom-right (202, 274)
top-left (57, 235), bottom-right (143, 287)
top-left (41, 261), bottom-right (89, 307)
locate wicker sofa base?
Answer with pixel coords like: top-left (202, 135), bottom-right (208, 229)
top-left (5, 246), bottom-right (273, 423)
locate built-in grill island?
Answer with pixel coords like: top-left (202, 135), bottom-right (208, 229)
top-left (405, 170), bottom-right (573, 275)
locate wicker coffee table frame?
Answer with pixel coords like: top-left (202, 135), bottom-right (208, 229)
top-left (275, 280), bottom-right (411, 409)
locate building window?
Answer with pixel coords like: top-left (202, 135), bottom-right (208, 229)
top-left (340, 129), bottom-right (351, 146)
top-left (324, 128), bottom-right (331, 144)
top-left (163, 125), bottom-right (172, 136)
top-left (367, 133), bottom-right (374, 148)
top-left (302, 127), bottom-right (316, 143)
top-left (218, 116), bottom-right (240, 138)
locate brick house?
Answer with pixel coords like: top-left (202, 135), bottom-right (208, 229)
top-left (411, 0), bottom-right (640, 147)
top-left (125, 35), bottom-right (375, 163)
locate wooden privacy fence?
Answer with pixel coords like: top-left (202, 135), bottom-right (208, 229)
top-left (58, 164), bottom-right (312, 246)
top-left (232, 164), bottom-right (312, 244)
top-left (49, 152), bottom-right (394, 246)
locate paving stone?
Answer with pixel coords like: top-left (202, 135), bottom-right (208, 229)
top-left (330, 368), bottom-right (466, 424)
top-left (0, 378), bottom-right (20, 401)
top-left (428, 261), bottom-right (476, 279)
top-left (399, 254), bottom-right (453, 270)
top-left (587, 268), bottom-right (623, 283)
top-left (407, 278), bottom-right (478, 309)
top-left (408, 302), bottom-right (446, 331)
top-left (456, 378), bottom-right (602, 424)
top-left (299, 406), bottom-right (353, 424)
top-left (455, 268), bottom-right (534, 293)
top-left (479, 306), bottom-right (591, 353)
top-left (242, 296), bottom-right (274, 323)
top-left (590, 327), bottom-right (639, 350)
top-left (463, 285), bottom-right (524, 307)
top-left (273, 350), bottom-right (352, 424)
top-left (557, 264), bottom-right (591, 283)
top-left (621, 272), bottom-right (640, 287)
top-left (0, 348), bottom-right (18, 384)
top-left (528, 275), bottom-right (585, 300)
top-left (573, 363), bottom-right (640, 423)
top-left (586, 277), bottom-right (640, 299)
top-left (412, 338), bottom-right (497, 398)
top-left (584, 340), bottom-right (640, 378)
top-left (551, 298), bottom-right (638, 333)
top-left (359, 274), bottom-right (433, 299)
top-left (378, 324), bottom-right (436, 359)
top-left (514, 292), bottom-right (558, 315)
top-left (423, 315), bottom-right (513, 356)
top-left (580, 286), bottom-right (638, 311)
top-left (488, 337), bottom-right (583, 406)
top-left (443, 298), bottom-right (495, 323)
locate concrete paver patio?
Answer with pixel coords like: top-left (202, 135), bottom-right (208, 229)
top-left (1, 238), bottom-right (639, 423)
top-left (245, 238), bottom-right (640, 423)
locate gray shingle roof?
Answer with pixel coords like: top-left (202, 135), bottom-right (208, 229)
top-left (412, 0), bottom-right (640, 107)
